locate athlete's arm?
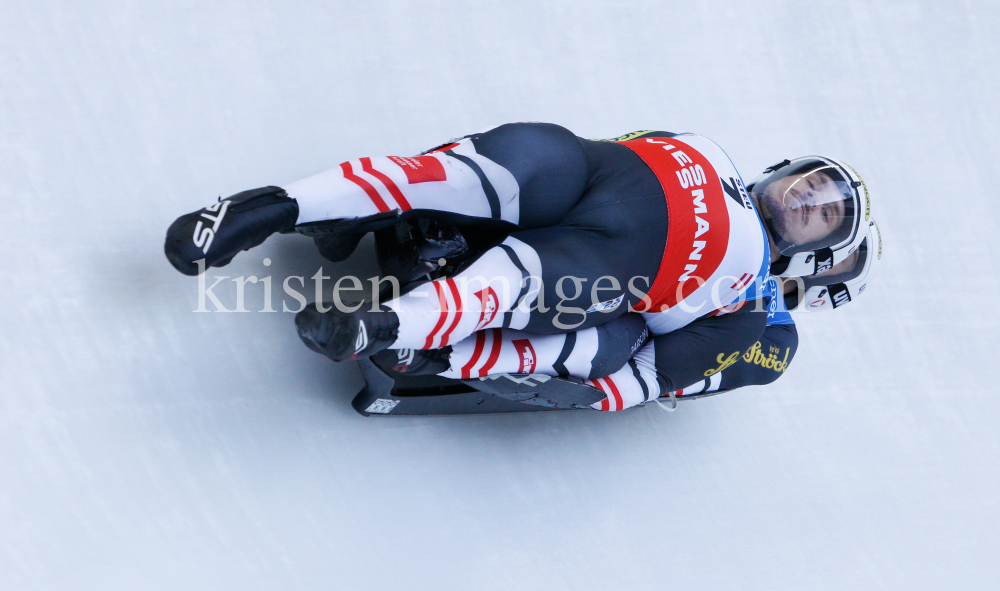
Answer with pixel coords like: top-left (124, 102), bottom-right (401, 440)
top-left (718, 323), bottom-right (798, 390)
top-left (587, 302), bottom-right (769, 411)
top-left (663, 321), bottom-right (799, 399)
top-left (651, 303), bottom-right (770, 392)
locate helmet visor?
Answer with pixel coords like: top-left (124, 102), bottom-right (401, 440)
top-left (752, 158), bottom-right (858, 255)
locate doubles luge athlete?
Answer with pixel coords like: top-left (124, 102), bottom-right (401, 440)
top-left (164, 122), bottom-right (876, 412)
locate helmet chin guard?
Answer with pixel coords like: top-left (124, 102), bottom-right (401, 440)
top-left (749, 156), bottom-right (871, 278)
top-left (783, 218), bottom-right (882, 311)
top-left (771, 221), bottom-right (869, 277)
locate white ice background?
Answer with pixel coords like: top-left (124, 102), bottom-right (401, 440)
top-left (2, 1), bottom-right (998, 589)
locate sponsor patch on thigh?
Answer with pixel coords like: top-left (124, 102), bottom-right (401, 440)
top-left (388, 156), bottom-right (447, 183)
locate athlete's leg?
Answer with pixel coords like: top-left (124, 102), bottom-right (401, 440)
top-left (440, 312), bottom-right (648, 380)
top-left (296, 214), bottom-right (662, 362)
top-left (586, 345), bottom-right (661, 411)
top-left (372, 313), bottom-right (647, 379)
top-left (295, 234), bottom-right (541, 362)
top-left (381, 235), bottom-right (542, 350)
top-left (466, 122), bottom-right (589, 228)
top-left (378, 223), bottom-right (649, 350)
top-left (289, 122), bottom-right (588, 227)
top-left (288, 142), bottom-right (519, 226)
top-left (165, 123), bottom-right (590, 274)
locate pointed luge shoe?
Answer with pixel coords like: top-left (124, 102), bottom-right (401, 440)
top-left (295, 302), bottom-right (400, 362)
top-left (371, 347), bottom-right (452, 375)
top-left (165, 186), bottom-right (298, 276)
top-left (295, 210), bottom-right (402, 263)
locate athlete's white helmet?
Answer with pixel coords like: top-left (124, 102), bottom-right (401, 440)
top-left (749, 156), bottom-right (871, 277)
top-left (784, 218), bottom-right (881, 311)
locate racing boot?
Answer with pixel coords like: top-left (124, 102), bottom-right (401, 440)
top-left (296, 302), bottom-right (400, 362)
top-left (371, 347), bottom-right (452, 375)
top-left (375, 219), bottom-right (470, 286)
top-left (165, 186), bottom-right (298, 276)
top-left (296, 210), bottom-right (402, 263)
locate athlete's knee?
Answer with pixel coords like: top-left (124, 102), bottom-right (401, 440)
top-left (474, 122), bottom-right (579, 154)
top-left (471, 123), bottom-right (588, 221)
top-left (588, 313), bottom-right (649, 379)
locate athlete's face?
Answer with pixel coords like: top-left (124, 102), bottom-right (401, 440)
top-left (760, 170), bottom-right (846, 247)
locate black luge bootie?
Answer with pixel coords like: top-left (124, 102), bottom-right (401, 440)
top-left (296, 210), bottom-right (402, 263)
top-left (375, 219), bottom-right (471, 286)
top-left (164, 186), bottom-right (298, 276)
top-left (295, 302), bottom-right (400, 362)
top-left (371, 347), bottom-right (452, 375)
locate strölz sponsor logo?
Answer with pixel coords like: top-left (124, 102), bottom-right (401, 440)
top-left (192, 200), bottom-right (231, 254)
top-left (704, 351), bottom-right (741, 377)
top-left (742, 341), bottom-right (791, 373)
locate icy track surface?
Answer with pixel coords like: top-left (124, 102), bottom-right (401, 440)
top-left (2, 2), bottom-right (998, 589)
